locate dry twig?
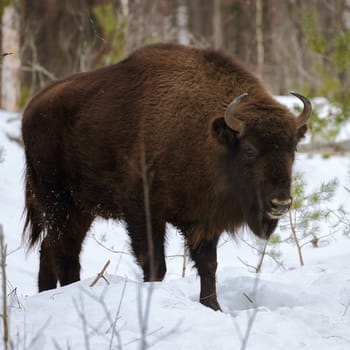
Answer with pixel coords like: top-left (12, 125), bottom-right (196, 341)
top-left (342, 299), bottom-right (350, 317)
top-left (1, 52), bottom-right (12, 58)
top-left (140, 145), bottom-right (155, 280)
top-left (289, 210), bottom-right (304, 266)
top-left (239, 237), bottom-right (286, 272)
top-left (138, 144), bottom-right (155, 350)
top-left (298, 140), bottom-right (350, 154)
top-left (0, 225), bottom-right (9, 350)
top-left (255, 239), bottom-right (268, 273)
top-left (182, 245), bottom-right (187, 278)
top-left (90, 260), bottom-right (111, 287)
top-left (243, 292), bottom-right (254, 304)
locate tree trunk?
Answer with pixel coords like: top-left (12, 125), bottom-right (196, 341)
top-left (126, 0), bottom-right (176, 52)
top-left (1, 4), bottom-right (20, 112)
top-left (255, 0), bottom-right (264, 78)
top-left (188, 0), bottom-right (213, 46)
top-left (213, 0), bottom-right (223, 49)
top-left (177, 0), bottom-right (190, 45)
top-left (345, 0), bottom-right (350, 28)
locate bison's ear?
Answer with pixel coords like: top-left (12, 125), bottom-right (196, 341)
top-left (211, 117), bottom-right (240, 146)
top-left (297, 124), bottom-right (307, 141)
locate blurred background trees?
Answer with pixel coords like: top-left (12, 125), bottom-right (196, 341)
top-left (0, 0), bottom-right (349, 124)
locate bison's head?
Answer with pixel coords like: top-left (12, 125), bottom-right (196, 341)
top-left (212, 92), bottom-right (312, 239)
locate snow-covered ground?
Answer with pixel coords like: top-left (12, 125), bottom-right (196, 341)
top-left (1, 98), bottom-right (350, 349)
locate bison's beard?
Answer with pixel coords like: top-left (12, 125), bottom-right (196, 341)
top-left (247, 214), bottom-right (278, 239)
top-left (243, 193), bottom-right (279, 240)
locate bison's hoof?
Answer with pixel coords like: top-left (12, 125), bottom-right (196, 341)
top-left (200, 296), bottom-right (222, 311)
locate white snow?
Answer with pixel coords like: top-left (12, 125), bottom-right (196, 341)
top-left (1, 104), bottom-right (350, 349)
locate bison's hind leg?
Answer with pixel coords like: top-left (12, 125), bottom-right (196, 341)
top-left (38, 235), bottom-right (57, 290)
top-left (38, 208), bottom-right (93, 291)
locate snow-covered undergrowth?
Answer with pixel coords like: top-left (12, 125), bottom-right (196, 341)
top-left (1, 98), bottom-right (350, 349)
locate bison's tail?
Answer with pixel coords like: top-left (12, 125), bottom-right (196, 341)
top-left (22, 156), bottom-right (45, 248)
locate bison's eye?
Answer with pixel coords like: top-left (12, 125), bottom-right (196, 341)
top-left (244, 147), bottom-right (257, 158)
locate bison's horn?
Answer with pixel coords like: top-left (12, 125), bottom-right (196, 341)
top-left (224, 92), bottom-right (248, 132)
top-left (290, 91), bottom-right (312, 128)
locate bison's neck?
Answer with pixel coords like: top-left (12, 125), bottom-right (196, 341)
top-left (190, 153), bottom-right (245, 235)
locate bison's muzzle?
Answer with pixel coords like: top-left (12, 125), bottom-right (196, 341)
top-left (266, 197), bottom-right (292, 219)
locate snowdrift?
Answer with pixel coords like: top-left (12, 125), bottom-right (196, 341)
top-left (1, 98), bottom-right (350, 349)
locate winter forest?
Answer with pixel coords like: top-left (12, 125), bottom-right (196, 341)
top-left (1, 1), bottom-right (350, 349)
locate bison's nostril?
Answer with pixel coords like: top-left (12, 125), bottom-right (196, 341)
top-left (270, 198), bottom-right (292, 212)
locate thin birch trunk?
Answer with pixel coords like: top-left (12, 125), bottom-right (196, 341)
top-left (1, 4), bottom-right (20, 112)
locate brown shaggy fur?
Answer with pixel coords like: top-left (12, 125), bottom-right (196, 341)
top-left (22, 43), bottom-right (308, 310)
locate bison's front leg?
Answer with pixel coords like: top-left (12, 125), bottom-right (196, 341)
top-left (188, 237), bottom-right (221, 311)
top-left (126, 209), bottom-right (167, 282)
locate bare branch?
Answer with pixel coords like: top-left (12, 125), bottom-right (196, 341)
top-left (243, 292), bottom-right (254, 304)
top-left (138, 143), bottom-right (156, 350)
top-left (93, 234), bottom-right (188, 277)
top-left (182, 245), bottom-right (187, 278)
top-left (255, 239), bottom-right (268, 273)
top-left (239, 275), bottom-right (260, 350)
top-left (323, 336), bottom-right (350, 345)
top-left (90, 260), bottom-right (111, 287)
top-left (140, 145), bottom-right (155, 280)
top-left (288, 210), bottom-right (304, 266)
top-left (78, 286), bottom-right (126, 348)
top-left (27, 317), bottom-right (52, 349)
top-left (342, 299), bottom-right (350, 317)
top-left (1, 53), bottom-right (12, 58)
top-left (72, 297), bottom-right (91, 350)
top-left (298, 140), bottom-right (350, 154)
top-left (299, 232), bottom-right (335, 248)
top-left (237, 256), bottom-right (257, 272)
top-left (91, 235), bottom-right (132, 255)
top-left (239, 238), bottom-right (286, 272)
top-left (0, 225), bottom-right (9, 350)
top-left (21, 63), bottom-right (57, 81)
top-left (108, 278), bottom-right (127, 350)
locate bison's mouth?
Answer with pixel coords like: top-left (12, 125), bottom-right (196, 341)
top-left (265, 201), bottom-right (291, 220)
top-left (259, 198), bottom-right (291, 235)
top-left (265, 211), bottom-right (284, 220)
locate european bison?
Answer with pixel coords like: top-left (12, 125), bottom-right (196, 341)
top-left (22, 43), bottom-right (311, 310)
